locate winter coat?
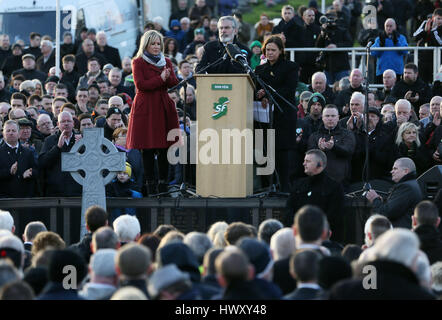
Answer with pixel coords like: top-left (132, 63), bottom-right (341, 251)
top-left (371, 172), bottom-right (423, 228)
top-left (255, 58), bottom-right (298, 150)
top-left (126, 57), bottom-right (179, 150)
top-left (329, 260), bottom-right (436, 300)
top-left (371, 31), bottom-right (408, 76)
top-left (308, 123), bottom-right (356, 185)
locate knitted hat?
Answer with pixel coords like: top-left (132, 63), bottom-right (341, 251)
top-left (308, 92), bottom-right (326, 111)
top-left (194, 28), bottom-right (205, 35)
top-left (170, 19), bottom-right (180, 29)
top-left (250, 40), bottom-right (262, 49)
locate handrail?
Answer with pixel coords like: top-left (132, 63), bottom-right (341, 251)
top-left (285, 46), bottom-right (442, 82)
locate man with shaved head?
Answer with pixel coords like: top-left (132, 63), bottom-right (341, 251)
top-left (334, 69), bottom-right (365, 116)
top-left (370, 18), bottom-right (408, 84)
top-left (365, 157), bottom-right (423, 228)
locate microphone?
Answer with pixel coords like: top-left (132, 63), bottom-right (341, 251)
top-left (226, 43), bottom-right (251, 72)
top-left (366, 40), bottom-right (373, 48)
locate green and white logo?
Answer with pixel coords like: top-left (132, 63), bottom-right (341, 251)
top-left (212, 97), bottom-right (230, 119)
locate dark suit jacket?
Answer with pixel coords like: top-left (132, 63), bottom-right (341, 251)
top-left (284, 287), bottom-right (322, 300)
top-left (196, 38), bottom-right (252, 74)
top-left (38, 132), bottom-right (82, 196)
top-left (36, 50), bottom-right (56, 75)
top-left (371, 172), bottom-right (423, 228)
top-left (0, 142), bottom-right (38, 197)
top-left (96, 45), bottom-right (121, 69)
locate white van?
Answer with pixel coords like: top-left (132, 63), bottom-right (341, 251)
top-left (0, 0), bottom-right (140, 59)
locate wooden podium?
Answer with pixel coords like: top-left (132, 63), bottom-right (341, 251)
top-left (194, 74), bottom-right (255, 197)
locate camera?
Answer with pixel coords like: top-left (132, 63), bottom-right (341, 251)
top-left (319, 15), bottom-right (337, 26)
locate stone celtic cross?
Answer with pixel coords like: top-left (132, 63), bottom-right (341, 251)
top-left (62, 127), bottom-right (125, 238)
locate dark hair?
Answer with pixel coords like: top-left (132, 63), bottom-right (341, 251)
top-left (290, 249), bottom-right (321, 282)
top-left (12, 74), bottom-right (25, 83)
top-left (434, 8), bottom-right (442, 16)
top-left (95, 98), bottom-right (108, 107)
top-left (179, 59), bottom-right (191, 69)
top-left (404, 63), bottom-right (418, 73)
top-left (29, 32), bottom-right (41, 40)
top-left (87, 57), bottom-right (100, 65)
top-left (0, 281), bottom-right (35, 300)
top-left (53, 96), bottom-right (68, 104)
top-left (262, 35), bottom-right (285, 61)
top-left (78, 113), bottom-right (92, 122)
top-left (138, 233), bottom-right (161, 262)
top-left (369, 215), bottom-right (391, 240)
top-left (323, 104), bottom-right (339, 112)
top-left (85, 205), bottom-right (108, 233)
top-left (62, 54), bottom-right (75, 63)
top-left (341, 244), bottom-right (362, 263)
top-left (153, 224), bottom-right (178, 239)
top-left (28, 94), bottom-right (42, 105)
top-left (55, 83), bottom-right (68, 91)
top-left (294, 205), bottom-right (325, 241)
top-left (414, 200), bottom-right (440, 226)
top-left (203, 248), bottom-right (224, 275)
top-left (77, 87), bottom-right (88, 94)
top-left (224, 222), bottom-right (255, 245)
top-left (164, 37), bottom-right (179, 57)
top-left (11, 92), bottom-right (27, 105)
top-left (60, 102), bottom-right (76, 113)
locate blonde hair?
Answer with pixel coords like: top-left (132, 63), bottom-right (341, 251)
top-left (396, 122), bottom-right (421, 147)
top-left (135, 30), bottom-right (164, 59)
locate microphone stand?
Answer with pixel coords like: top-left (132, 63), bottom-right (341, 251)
top-left (362, 43), bottom-right (372, 195)
top-left (237, 62), bottom-right (297, 197)
top-left (154, 56), bottom-right (228, 198)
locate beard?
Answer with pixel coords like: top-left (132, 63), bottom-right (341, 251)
top-left (220, 34), bottom-right (234, 43)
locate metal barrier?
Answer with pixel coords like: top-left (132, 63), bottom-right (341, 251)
top-left (0, 196), bottom-right (366, 245)
top-left (285, 46), bottom-right (442, 83)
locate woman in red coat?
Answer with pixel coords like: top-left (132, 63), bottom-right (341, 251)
top-left (127, 30), bottom-right (179, 194)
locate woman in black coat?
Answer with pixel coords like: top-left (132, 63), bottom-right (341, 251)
top-left (391, 122), bottom-right (432, 176)
top-left (255, 35), bottom-right (298, 192)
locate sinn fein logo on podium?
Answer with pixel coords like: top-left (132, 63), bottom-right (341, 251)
top-left (212, 97), bottom-right (230, 119)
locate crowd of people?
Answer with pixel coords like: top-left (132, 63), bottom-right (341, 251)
top-left (0, 0), bottom-right (442, 300)
top-left (0, 202), bottom-right (441, 300)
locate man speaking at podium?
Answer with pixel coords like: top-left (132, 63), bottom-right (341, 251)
top-left (196, 16), bottom-right (252, 74)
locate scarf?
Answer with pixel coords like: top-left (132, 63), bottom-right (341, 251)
top-left (142, 51), bottom-right (166, 68)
